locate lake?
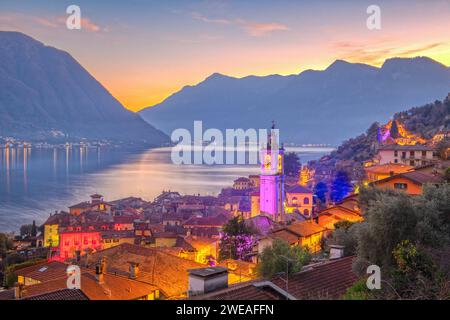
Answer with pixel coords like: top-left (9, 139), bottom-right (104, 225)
top-left (0, 146), bottom-right (332, 232)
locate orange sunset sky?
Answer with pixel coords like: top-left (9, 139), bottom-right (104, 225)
top-left (0, 0), bottom-right (449, 112)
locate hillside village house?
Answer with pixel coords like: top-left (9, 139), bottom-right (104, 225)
top-left (375, 145), bottom-right (437, 167)
top-left (69, 194), bottom-right (113, 215)
top-left (284, 185), bottom-right (314, 216)
top-left (364, 163), bottom-right (413, 184)
top-left (370, 171), bottom-right (443, 195)
top-left (258, 221), bottom-right (326, 254)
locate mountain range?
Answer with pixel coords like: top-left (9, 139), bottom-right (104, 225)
top-left (140, 57), bottom-right (450, 145)
top-left (0, 31), bottom-right (169, 146)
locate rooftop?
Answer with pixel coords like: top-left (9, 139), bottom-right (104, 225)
top-left (370, 170), bottom-right (443, 186)
top-left (378, 145), bottom-right (435, 151)
top-left (286, 185), bottom-right (312, 194)
top-left (188, 267), bottom-right (228, 277)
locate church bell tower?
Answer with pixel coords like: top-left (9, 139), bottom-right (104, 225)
top-left (259, 122), bottom-right (285, 222)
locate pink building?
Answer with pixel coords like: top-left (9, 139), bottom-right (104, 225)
top-left (259, 125), bottom-right (285, 222)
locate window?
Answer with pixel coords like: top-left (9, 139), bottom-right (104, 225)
top-left (410, 160), bottom-right (415, 166)
top-left (394, 151), bottom-right (398, 157)
top-left (422, 151), bottom-right (426, 157)
top-left (303, 197), bottom-right (309, 205)
top-left (304, 209), bottom-right (309, 215)
top-left (394, 183), bottom-right (407, 190)
top-left (394, 159), bottom-right (398, 163)
top-left (410, 151), bottom-right (415, 157)
top-left (402, 152), bottom-right (406, 159)
top-left (292, 197), bottom-right (298, 205)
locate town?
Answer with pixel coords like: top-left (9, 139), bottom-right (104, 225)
top-left (0, 118), bottom-right (449, 300)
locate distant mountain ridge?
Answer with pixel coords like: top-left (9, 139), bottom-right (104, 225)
top-left (140, 56), bottom-right (450, 145)
top-left (0, 31), bottom-right (169, 145)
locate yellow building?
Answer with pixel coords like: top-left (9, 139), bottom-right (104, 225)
top-left (250, 192), bottom-right (260, 218)
top-left (264, 221), bottom-right (326, 253)
top-left (285, 185), bottom-right (313, 216)
top-left (42, 214), bottom-right (64, 247)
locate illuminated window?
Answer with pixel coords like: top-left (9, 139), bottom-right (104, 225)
top-left (292, 197), bottom-right (298, 205)
top-left (264, 155), bottom-right (271, 170)
top-left (394, 183), bottom-right (407, 190)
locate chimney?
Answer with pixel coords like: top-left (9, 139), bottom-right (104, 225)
top-left (188, 267), bottom-right (228, 297)
top-left (128, 262), bottom-right (140, 279)
top-left (329, 245), bottom-right (345, 260)
top-left (14, 283), bottom-right (24, 299)
top-left (95, 257), bottom-right (107, 284)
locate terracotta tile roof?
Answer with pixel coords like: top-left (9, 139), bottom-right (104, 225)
top-left (21, 271), bottom-right (158, 300)
top-left (84, 243), bottom-right (204, 298)
top-left (364, 163), bottom-right (413, 174)
top-left (271, 256), bottom-right (357, 299)
top-left (15, 261), bottom-right (68, 282)
top-left (193, 281), bottom-right (285, 300)
top-left (285, 221), bottom-right (326, 237)
top-left (0, 289), bottom-right (15, 300)
top-left (371, 171), bottom-right (443, 186)
top-left (113, 215), bottom-right (137, 224)
top-left (286, 185), bottom-right (312, 194)
top-left (378, 145), bottom-right (434, 151)
top-left (270, 229), bottom-right (300, 245)
top-left (183, 213), bottom-right (230, 227)
top-left (69, 201), bottom-right (93, 209)
top-left (24, 289), bottom-right (89, 300)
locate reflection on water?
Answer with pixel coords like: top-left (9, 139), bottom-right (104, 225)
top-left (0, 146), bottom-right (332, 231)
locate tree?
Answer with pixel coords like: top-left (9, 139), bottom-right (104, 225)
top-left (436, 138), bottom-right (450, 160)
top-left (390, 120), bottom-right (400, 139)
top-left (351, 185), bottom-right (450, 299)
top-left (330, 171), bottom-right (352, 203)
top-left (389, 240), bottom-right (445, 298)
top-left (31, 220), bottom-right (37, 237)
top-left (284, 152), bottom-right (301, 177)
top-left (20, 224), bottom-right (33, 238)
top-left (0, 233), bottom-right (13, 258)
top-left (445, 167), bottom-right (450, 183)
top-left (326, 221), bottom-right (358, 257)
top-left (314, 181), bottom-right (328, 204)
top-left (258, 239), bottom-right (311, 278)
top-left (219, 217), bottom-right (256, 261)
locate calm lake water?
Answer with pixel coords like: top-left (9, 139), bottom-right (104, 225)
top-left (0, 146), bottom-right (332, 232)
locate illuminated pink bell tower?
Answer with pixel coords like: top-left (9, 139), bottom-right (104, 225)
top-left (259, 122), bottom-right (285, 222)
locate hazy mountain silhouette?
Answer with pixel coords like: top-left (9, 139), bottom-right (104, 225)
top-left (0, 31), bottom-right (168, 145)
top-left (140, 56), bottom-right (450, 144)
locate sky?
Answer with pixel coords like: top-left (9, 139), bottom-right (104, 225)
top-left (0, 0), bottom-right (449, 112)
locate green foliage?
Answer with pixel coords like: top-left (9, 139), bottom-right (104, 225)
top-left (0, 233), bottom-right (13, 258)
top-left (352, 185), bottom-right (450, 299)
top-left (219, 217), bottom-right (256, 261)
top-left (258, 239), bottom-right (311, 278)
top-left (222, 216), bottom-right (254, 236)
top-left (341, 278), bottom-right (371, 300)
top-left (436, 138), bottom-right (450, 160)
top-left (284, 152), bottom-right (301, 177)
top-left (326, 221), bottom-right (358, 257)
top-left (394, 96), bottom-right (450, 139)
top-left (3, 258), bottom-right (46, 288)
top-left (389, 240), bottom-right (447, 299)
top-left (20, 224), bottom-right (33, 238)
top-left (445, 167), bottom-right (450, 183)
